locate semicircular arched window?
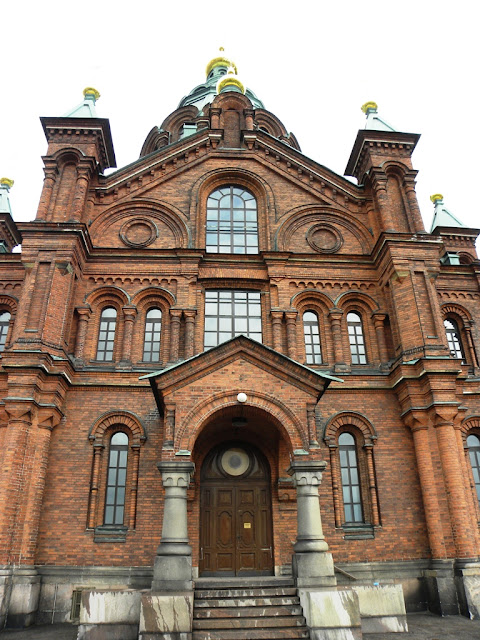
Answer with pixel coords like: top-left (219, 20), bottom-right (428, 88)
top-left (104, 431), bottom-right (129, 526)
top-left (339, 432), bottom-right (363, 523)
top-left (143, 308), bottom-right (162, 362)
top-left (0, 311), bottom-right (11, 353)
top-left (96, 307), bottom-right (117, 361)
top-left (206, 186), bottom-right (258, 254)
top-left (347, 312), bottom-right (367, 365)
top-left (467, 434), bottom-right (480, 506)
top-left (444, 318), bottom-right (465, 361)
top-left (303, 311), bottom-right (322, 364)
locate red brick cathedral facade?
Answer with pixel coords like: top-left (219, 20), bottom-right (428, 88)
top-left (1, 53), bottom-right (480, 632)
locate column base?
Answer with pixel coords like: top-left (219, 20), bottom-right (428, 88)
top-left (293, 552), bottom-right (337, 588)
top-left (139, 591), bottom-right (193, 640)
top-left (455, 560), bottom-right (480, 619)
top-left (6, 567), bottom-right (41, 628)
top-left (424, 559), bottom-right (459, 616)
top-left (0, 567), bottom-right (13, 629)
top-left (151, 555), bottom-right (193, 591)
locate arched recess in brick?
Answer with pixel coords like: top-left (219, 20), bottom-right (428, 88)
top-left (191, 168), bottom-right (275, 251)
top-left (159, 105), bottom-right (200, 144)
top-left (290, 290), bottom-right (334, 365)
top-left (87, 410), bottom-right (147, 531)
top-left (441, 302), bottom-right (478, 368)
top-left (275, 207), bottom-right (372, 254)
top-left (0, 295), bottom-right (18, 351)
top-left (335, 291), bottom-right (383, 365)
top-left (131, 287), bottom-right (177, 365)
top-left (323, 411), bottom-right (380, 528)
top-left (254, 109), bottom-right (301, 150)
top-left (82, 286), bottom-right (130, 363)
top-left (177, 389), bottom-right (308, 454)
top-left (89, 199), bottom-right (190, 249)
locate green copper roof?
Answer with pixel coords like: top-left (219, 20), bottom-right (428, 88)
top-left (178, 62), bottom-right (264, 112)
top-left (63, 88), bottom-right (100, 118)
top-left (430, 195), bottom-right (467, 232)
top-left (362, 102), bottom-right (396, 132)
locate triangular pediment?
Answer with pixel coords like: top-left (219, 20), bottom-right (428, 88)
top-left (141, 335), bottom-right (341, 415)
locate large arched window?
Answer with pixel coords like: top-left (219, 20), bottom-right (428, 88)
top-left (339, 432), bottom-right (363, 523)
top-left (96, 307), bottom-right (117, 361)
top-left (467, 434), bottom-right (480, 506)
top-left (206, 186), bottom-right (258, 254)
top-left (143, 308), bottom-right (162, 362)
top-left (104, 432), bottom-right (129, 525)
top-left (444, 319), bottom-right (465, 361)
top-left (0, 311), bottom-right (11, 353)
top-left (347, 312), bottom-right (367, 364)
top-left (303, 311), bottom-right (322, 364)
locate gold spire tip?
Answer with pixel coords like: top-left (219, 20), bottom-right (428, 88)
top-left (0, 178), bottom-right (14, 189)
top-left (83, 87), bottom-right (100, 100)
top-left (430, 193), bottom-right (444, 203)
top-left (361, 101), bottom-right (378, 114)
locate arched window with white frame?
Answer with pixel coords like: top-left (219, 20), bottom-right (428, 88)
top-left (206, 186), bottom-right (258, 254)
top-left (347, 312), bottom-right (367, 364)
top-left (104, 432), bottom-right (129, 526)
top-left (96, 307), bottom-right (117, 361)
top-left (0, 311), bottom-right (11, 353)
top-left (143, 308), bottom-right (162, 362)
top-left (303, 311), bottom-right (322, 364)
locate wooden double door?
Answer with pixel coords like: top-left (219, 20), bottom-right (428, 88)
top-left (199, 443), bottom-right (274, 576)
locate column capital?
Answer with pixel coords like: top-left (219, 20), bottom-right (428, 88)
top-left (122, 305), bottom-right (137, 320)
top-left (76, 305), bottom-right (92, 318)
top-left (170, 309), bottom-right (183, 321)
top-left (288, 460), bottom-right (327, 486)
top-left (285, 310), bottom-right (298, 323)
top-left (328, 307), bottom-right (344, 319)
top-left (157, 460), bottom-right (195, 486)
top-left (183, 309), bottom-right (197, 319)
top-left (271, 310), bottom-right (284, 322)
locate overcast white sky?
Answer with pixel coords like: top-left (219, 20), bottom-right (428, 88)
top-left (2, 1), bottom-right (478, 242)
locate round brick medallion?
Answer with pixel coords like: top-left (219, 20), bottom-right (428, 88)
top-left (120, 218), bottom-right (158, 248)
top-left (307, 223), bottom-right (343, 253)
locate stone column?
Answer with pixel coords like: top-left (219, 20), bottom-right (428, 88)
top-left (328, 308), bottom-right (347, 371)
top-left (183, 310), bottom-right (196, 359)
top-left (464, 321), bottom-right (479, 370)
top-left (70, 167), bottom-right (91, 222)
top-left (403, 174), bottom-right (426, 234)
top-left (36, 167), bottom-right (57, 221)
top-left (129, 445), bottom-right (141, 530)
top-left (287, 460), bottom-right (335, 587)
top-left (364, 443), bottom-right (380, 526)
top-left (271, 310), bottom-right (284, 353)
top-left (74, 306), bottom-right (91, 362)
top-left (285, 311), bottom-right (298, 360)
top-left (120, 305), bottom-right (137, 363)
top-left (152, 461), bottom-right (195, 591)
top-left (372, 312), bottom-right (389, 366)
top-left (169, 310), bottom-right (182, 363)
top-left (88, 444), bottom-right (105, 529)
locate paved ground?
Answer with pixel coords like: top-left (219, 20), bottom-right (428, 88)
top-left (1, 613), bottom-right (480, 639)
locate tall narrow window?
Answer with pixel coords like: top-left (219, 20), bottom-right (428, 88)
top-left (444, 319), bottom-right (465, 360)
top-left (143, 308), bottom-right (162, 362)
top-left (347, 312), bottom-right (367, 364)
top-left (204, 290), bottom-right (262, 349)
top-left (339, 432), bottom-right (363, 523)
top-left (467, 434), bottom-right (480, 506)
top-left (206, 186), bottom-right (258, 254)
top-left (0, 311), bottom-right (11, 353)
top-left (96, 307), bottom-right (117, 361)
top-left (303, 311), bottom-right (322, 364)
top-left (104, 432), bottom-right (129, 525)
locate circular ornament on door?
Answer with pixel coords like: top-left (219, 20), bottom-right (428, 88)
top-left (120, 217), bottom-right (158, 248)
top-left (306, 223), bottom-right (343, 253)
top-left (220, 447), bottom-right (250, 477)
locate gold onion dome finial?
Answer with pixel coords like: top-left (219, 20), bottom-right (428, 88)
top-left (0, 178), bottom-right (14, 189)
top-left (430, 193), bottom-right (444, 203)
top-left (217, 65), bottom-right (245, 95)
top-left (83, 87), bottom-right (101, 101)
top-left (361, 101), bottom-right (378, 114)
top-left (206, 47), bottom-right (237, 77)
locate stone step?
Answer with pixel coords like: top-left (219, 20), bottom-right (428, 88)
top-left (192, 628), bottom-right (310, 640)
top-left (193, 615), bottom-right (306, 630)
top-left (195, 587), bottom-right (298, 599)
top-left (194, 605), bottom-right (303, 618)
top-left (194, 596), bottom-right (300, 608)
top-left (195, 577), bottom-right (295, 590)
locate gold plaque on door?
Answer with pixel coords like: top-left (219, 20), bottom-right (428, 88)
top-left (244, 522), bottom-right (251, 529)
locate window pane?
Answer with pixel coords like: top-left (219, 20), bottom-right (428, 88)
top-left (468, 434), bottom-right (480, 509)
top-left (205, 186), bottom-right (258, 254)
top-left (347, 312), bottom-right (367, 365)
top-left (204, 290), bottom-right (263, 348)
top-left (104, 434), bottom-right (128, 526)
top-left (339, 432), bottom-right (363, 523)
top-left (303, 311), bottom-right (322, 365)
